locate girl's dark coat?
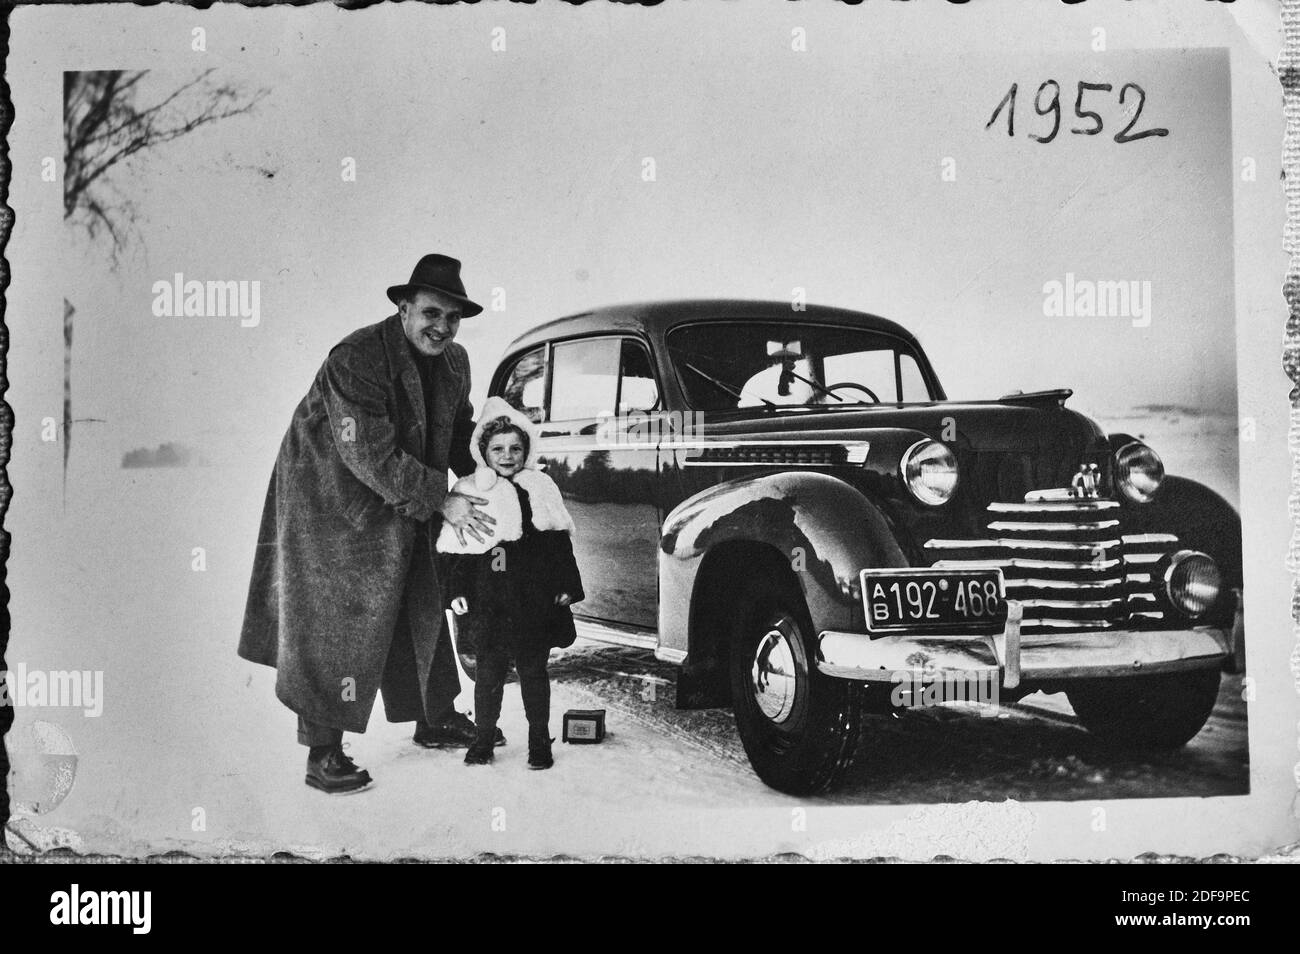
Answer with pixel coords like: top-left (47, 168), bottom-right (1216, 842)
top-left (441, 486), bottom-right (585, 655)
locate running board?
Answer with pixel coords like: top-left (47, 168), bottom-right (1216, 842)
top-left (572, 617), bottom-right (687, 664)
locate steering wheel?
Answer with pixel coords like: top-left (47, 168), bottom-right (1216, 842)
top-left (824, 382), bottom-right (880, 403)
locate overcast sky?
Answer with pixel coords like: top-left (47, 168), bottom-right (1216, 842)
top-left (7, 3), bottom-right (1250, 470)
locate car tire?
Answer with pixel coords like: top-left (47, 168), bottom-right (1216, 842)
top-left (729, 576), bottom-right (860, 795)
top-left (1066, 668), bottom-right (1220, 750)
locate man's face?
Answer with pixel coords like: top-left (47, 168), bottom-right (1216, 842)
top-left (485, 431), bottom-right (526, 477)
top-left (399, 288), bottom-right (462, 357)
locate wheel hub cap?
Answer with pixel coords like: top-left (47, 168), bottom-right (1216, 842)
top-left (752, 626), bottom-right (798, 723)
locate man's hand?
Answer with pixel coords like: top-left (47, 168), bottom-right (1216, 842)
top-left (442, 491), bottom-right (495, 546)
top-left (451, 597), bottom-right (469, 616)
top-left (554, 592), bottom-right (572, 607)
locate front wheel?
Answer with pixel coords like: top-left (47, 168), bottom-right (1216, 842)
top-left (729, 579), bottom-right (860, 795)
top-left (1067, 668), bottom-right (1220, 750)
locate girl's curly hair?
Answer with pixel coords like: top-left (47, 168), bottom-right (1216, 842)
top-left (478, 415), bottom-right (530, 464)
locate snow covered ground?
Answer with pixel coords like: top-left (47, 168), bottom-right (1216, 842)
top-left (5, 452), bottom-right (811, 859)
top-left (3, 407), bottom-right (1245, 859)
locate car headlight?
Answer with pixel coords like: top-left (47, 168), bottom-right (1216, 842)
top-left (1163, 550), bottom-right (1221, 619)
top-left (901, 439), bottom-right (959, 506)
top-left (1115, 440), bottom-right (1164, 503)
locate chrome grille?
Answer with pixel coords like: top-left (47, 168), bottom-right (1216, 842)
top-left (922, 495), bottom-right (1180, 634)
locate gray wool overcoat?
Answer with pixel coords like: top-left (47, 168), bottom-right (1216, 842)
top-left (238, 313), bottom-right (475, 733)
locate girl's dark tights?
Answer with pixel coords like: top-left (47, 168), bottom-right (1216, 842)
top-left (473, 644), bottom-right (552, 745)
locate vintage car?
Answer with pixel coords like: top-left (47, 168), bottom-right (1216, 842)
top-left (471, 300), bottom-right (1244, 795)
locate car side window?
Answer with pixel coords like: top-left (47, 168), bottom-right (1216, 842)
top-left (898, 352), bottom-right (930, 402)
top-left (501, 347), bottom-right (548, 423)
top-left (618, 339), bottom-right (659, 414)
top-left (549, 338), bottom-right (622, 421)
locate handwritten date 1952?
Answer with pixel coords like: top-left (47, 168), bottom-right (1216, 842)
top-left (986, 80), bottom-right (1169, 144)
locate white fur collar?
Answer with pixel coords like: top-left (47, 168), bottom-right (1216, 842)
top-left (437, 396), bottom-right (575, 554)
top-left (435, 469), bottom-right (575, 556)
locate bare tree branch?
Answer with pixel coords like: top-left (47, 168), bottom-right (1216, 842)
top-left (61, 68), bottom-right (268, 491)
top-left (63, 68), bottom-right (268, 250)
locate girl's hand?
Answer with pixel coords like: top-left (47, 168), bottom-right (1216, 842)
top-left (554, 593), bottom-right (572, 607)
top-left (451, 597), bottom-right (469, 615)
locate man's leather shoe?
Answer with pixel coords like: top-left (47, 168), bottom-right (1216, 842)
top-left (464, 742), bottom-right (495, 765)
top-left (305, 745), bottom-right (372, 794)
top-left (413, 713), bottom-right (505, 749)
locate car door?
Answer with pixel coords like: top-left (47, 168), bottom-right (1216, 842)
top-left (498, 335), bottom-right (665, 630)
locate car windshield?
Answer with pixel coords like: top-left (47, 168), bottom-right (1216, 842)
top-left (666, 321), bottom-right (935, 411)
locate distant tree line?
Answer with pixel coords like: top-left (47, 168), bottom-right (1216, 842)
top-left (545, 451), bottom-right (661, 506)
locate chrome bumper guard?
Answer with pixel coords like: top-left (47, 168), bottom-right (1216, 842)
top-left (817, 599), bottom-right (1232, 686)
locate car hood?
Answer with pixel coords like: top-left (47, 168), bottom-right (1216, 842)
top-left (680, 394), bottom-right (1111, 509)
top-left (693, 395), bottom-right (1104, 455)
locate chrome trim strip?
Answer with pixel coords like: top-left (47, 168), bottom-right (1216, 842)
top-left (538, 443), bottom-right (659, 455)
top-left (1122, 532), bottom-right (1180, 545)
top-left (994, 599), bottom-right (1022, 689)
top-left (539, 439), bottom-right (871, 461)
top-left (681, 459), bottom-right (841, 468)
top-left (931, 557), bottom-right (1122, 571)
top-left (1021, 618), bottom-right (1117, 629)
top-left (1122, 553), bottom-right (1164, 565)
top-left (1003, 577), bottom-right (1124, 590)
top-left (844, 444), bottom-right (870, 465)
top-left (1126, 572), bottom-right (1153, 584)
top-left (1018, 598), bottom-right (1124, 610)
top-left (925, 538), bottom-right (1121, 552)
top-left (987, 519), bottom-right (1121, 532)
top-left (1025, 488), bottom-right (1092, 501)
top-left (674, 439), bottom-right (871, 467)
top-left (1127, 592), bottom-right (1158, 604)
top-left (668, 439), bottom-right (871, 450)
top-left (990, 500), bottom-right (1120, 512)
top-left (572, 617), bottom-right (660, 651)
top-left (682, 459), bottom-right (829, 468)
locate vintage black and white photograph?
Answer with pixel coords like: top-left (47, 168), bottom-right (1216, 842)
top-left (1, 0), bottom-right (1294, 862)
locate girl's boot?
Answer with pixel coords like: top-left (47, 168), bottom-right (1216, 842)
top-left (527, 724), bottom-right (554, 770)
top-left (464, 728), bottom-right (496, 765)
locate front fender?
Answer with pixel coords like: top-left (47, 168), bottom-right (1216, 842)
top-left (657, 471), bottom-right (907, 658)
top-left (1121, 473), bottom-right (1242, 625)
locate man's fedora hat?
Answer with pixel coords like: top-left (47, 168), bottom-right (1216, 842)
top-left (387, 254), bottom-right (484, 317)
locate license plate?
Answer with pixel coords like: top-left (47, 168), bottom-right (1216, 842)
top-left (861, 568), bottom-right (1006, 634)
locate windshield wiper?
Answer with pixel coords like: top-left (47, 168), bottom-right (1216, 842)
top-left (680, 361), bottom-right (776, 409)
top-left (782, 366), bottom-right (845, 403)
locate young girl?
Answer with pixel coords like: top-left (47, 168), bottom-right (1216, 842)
top-left (436, 396), bottom-right (584, 769)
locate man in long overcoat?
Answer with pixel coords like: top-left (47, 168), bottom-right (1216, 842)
top-left (239, 253), bottom-right (496, 793)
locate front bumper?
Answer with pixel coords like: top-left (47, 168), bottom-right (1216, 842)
top-left (817, 601), bottom-right (1233, 687)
